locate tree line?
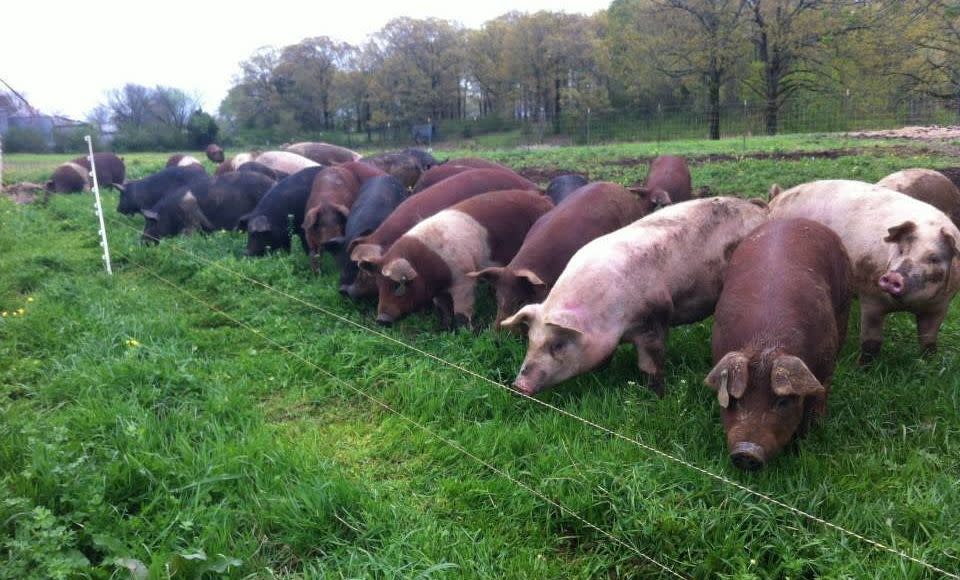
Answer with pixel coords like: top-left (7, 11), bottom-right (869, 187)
top-left (216, 0), bottom-right (960, 144)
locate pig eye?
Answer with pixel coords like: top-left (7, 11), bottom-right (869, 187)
top-left (926, 254), bottom-right (941, 265)
top-left (549, 340), bottom-right (566, 357)
top-left (393, 282), bottom-right (407, 297)
top-left (774, 396), bottom-right (795, 411)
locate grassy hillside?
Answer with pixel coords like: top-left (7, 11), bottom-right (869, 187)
top-left (1, 136), bottom-right (958, 578)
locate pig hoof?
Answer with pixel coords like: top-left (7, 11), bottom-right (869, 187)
top-left (730, 442), bottom-right (766, 471)
top-left (858, 341), bottom-right (881, 366)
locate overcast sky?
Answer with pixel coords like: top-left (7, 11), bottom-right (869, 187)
top-left (2, 0), bottom-right (609, 120)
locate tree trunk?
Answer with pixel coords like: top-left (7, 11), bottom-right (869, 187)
top-left (708, 64), bottom-right (721, 140)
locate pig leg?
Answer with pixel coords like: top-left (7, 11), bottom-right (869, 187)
top-left (450, 278), bottom-right (477, 331)
top-left (858, 300), bottom-right (887, 365)
top-left (630, 326), bottom-right (668, 398)
top-left (916, 306), bottom-right (948, 356)
top-left (434, 293), bottom-right (455, 330)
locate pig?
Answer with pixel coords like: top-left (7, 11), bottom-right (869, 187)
top-left (471, 182), bottom-right (671, 326)
top-left (877, 168), bottom-right (960, 228)
top-left (254, 151), bottom-right (319, 176)
top-left (205, 144), bottom-right (225, 163)
top-left (322, 176), bottom-right (409, 299)
top-left (412, 164), bottom-right (475, 193)
top-left (283, 142), bottom-right (361, 165)
top-left (349, 169), bottom-right (539, 268)
top-left (768, 179), bottom-right (960, 363)
top-left (238, 166), bottom-right (325, 256)
top-left (545, 175), bottom-right (589, 205)
top-left (301, 166), bottom-right (362, 271)
top-left (364, 149), bottom-right (438, 189)
top-left (441, 157), bottom-right (513, 172)
top-left (704, 218), bottom-right (853, 471)
top-left (215, 153), bottom-right (257, 176)
top-left (368, 190), bottom-right (554, 328)
top-left (237, 161), bottom-right (286, 181)
top-left (165, 154), bottom-right (204, 169)
top-left (47, 153), bottom-right (126, 193)
top-left (338, 161), bottom-right (388, 185)
top-left (644, 155), bottom-right (692, 203)
top-left (141, 171), bottom-right (276, 242)
top-left (116, 164), bottom-right (209, 215)
top-left (502, 197), bottom-right (768, 397)
top-left (46, 162), bottom-right (90, 193)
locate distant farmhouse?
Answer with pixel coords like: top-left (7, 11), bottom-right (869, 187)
top-left (1, 81), bottom-right (88, 150)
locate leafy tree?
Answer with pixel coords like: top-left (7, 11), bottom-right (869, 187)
top-left (186, 109), bottom-right (219, 148)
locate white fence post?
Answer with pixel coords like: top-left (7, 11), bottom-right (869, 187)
top-left (85, 136), bottom-right (112, 275)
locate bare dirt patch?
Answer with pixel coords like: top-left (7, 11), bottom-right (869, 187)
top-left (848, 125), bottom-right (960, 141)
top-left (3, 182), bottom-right (49, 205)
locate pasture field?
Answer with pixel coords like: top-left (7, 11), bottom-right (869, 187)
top-left (1, 134), bottom-right (959, 578)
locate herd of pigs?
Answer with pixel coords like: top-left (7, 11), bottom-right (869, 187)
top-left (47, 141), bottom-right (960, 471)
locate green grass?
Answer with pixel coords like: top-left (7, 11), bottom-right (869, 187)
top-left (1, 139), bottom-right (959, 578)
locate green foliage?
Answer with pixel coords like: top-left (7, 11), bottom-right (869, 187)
top-left (0, 137), bottom-right (958, 577)
top-left (187, 109), bottom-right (219, 149)
top-left (3, 127), bottom-right (48, 153)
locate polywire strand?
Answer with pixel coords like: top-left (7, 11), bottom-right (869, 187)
top-left (111, 218), bottom-right (959, 579)
top-left (122, 258), bottom-right (688, 580)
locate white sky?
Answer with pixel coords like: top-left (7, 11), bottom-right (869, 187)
top-left (3, 0), bottom-right (609, 120)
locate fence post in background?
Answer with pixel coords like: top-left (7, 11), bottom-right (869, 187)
top-left (742, 100), bottom-right (748, 154)
top-left (85, 136), bottom-right (112, 275)
top-left (586, 107), bottom-right (591, 146)
top-left (657, 102), bottom-right (663, 148)
top-left (0, 135), bottom-right (4, 188)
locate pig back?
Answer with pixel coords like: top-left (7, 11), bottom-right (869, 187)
top-left (712, 218), bottom-right (853, 374)
top-left (510, 182), bottom-right (657, 287)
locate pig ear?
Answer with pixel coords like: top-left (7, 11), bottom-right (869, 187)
top-left (302, 208), bottom-right (320, 232)
top-left (247, 215), bottom-right (271, 233)
top-left (514, 268), bottom-right (546, 288)
top-left (500, 303), bottom-right (542, 332)
top-left (544, 309), bottom-right (587, 336)
top-left (383, 258), bottom-right (418, 282)
top-left (771, 355), bottom-right (825, 398)
top-left (142, 209), bottom-right (159, 221)
top-left (704, 351), bottom-right (749, 409)
top-left (884, 221), bottom-right (917, 243)
top-left (182, 192), bottom-right (214, 232)
top-left (649, 187), bottom-right (671, 209)
top-left (941, 228), bottom-right (959, 258)
top-left (331, 203), bottom-right (350, 220)
top-left (466, 266), bottom-right (504, 281)
top-left (351, 243), bottom-right (383, 271)
top-left (768, 184), bottom-right (782, 200)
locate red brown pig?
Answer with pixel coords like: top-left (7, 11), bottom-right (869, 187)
top-left (877, 168), bottom-right (960, 228)
top-left (769, 179), bottom-right (960, 363)
top-left (644, 155), bottom-right (692, 203)
top-left (368, 190), bottom-right (554, 328)
top-left (302, 166), bottom-right (363, 271)
top-left (283, 142), bottom-right (361, 165)
top-left (704, 218), bottom-right (853, 471)
top-left (46, 162), bottom-right (90, 193)
top-left (413, 164), bottom-right (475, 193)
top-left (338, 161), bottom-right (388, 185)
top-left (470, 182), bottom-right (671, 326)
top-left (205, 144), bottom-right (225, 163)
top-left (502, 197), bottom-right (768, 397)
top-left (349, 169), bottom-right (539, 268)
top-left (215, 152), bottom-right (256, 176)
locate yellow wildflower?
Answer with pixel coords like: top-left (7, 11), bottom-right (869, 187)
top-left (17, 308), bottom-right (25, 315)
top-left (126, 339), bottom-right (141, 348)
top-left (26, 297), bottom-right (34, 303)
top-left (1, 311), bottom-right (7, 317)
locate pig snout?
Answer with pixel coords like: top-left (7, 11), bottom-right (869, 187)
top-left (878, 272), bottom-right (905, 296)
top-left (730, 442), bottom-right (767, 471)
top-left (376, 313), bottom-right (394, 326)
top-left (512, 363), bottom-right (543, 395)
top-left (338, 284), bottom-right (351, 297)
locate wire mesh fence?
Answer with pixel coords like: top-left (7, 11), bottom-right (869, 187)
top-left (3, 97), bottom-right (960, 185)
